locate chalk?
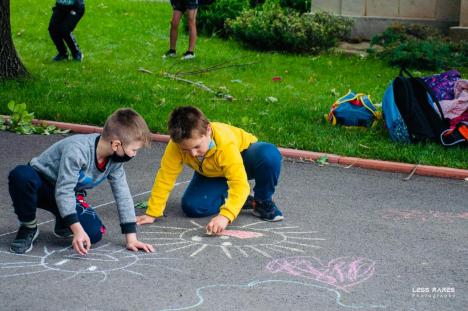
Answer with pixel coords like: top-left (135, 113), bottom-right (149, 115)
top-left (205, 229), bottom-right (213, 236)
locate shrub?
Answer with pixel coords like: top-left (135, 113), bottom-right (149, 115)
top-left (193, 0), bottom-right (249, 37)
top-left (370, 23), bottom-right (467, 70)
top-left (227, 1), bottom-right (353, 53)
top-left (250, 0), bottom-right (310, 12)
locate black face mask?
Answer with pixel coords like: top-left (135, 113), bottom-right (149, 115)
top-left (110, 152), bottom-right (132, 163)
top-left (110, 142), bottom-right (133, 163)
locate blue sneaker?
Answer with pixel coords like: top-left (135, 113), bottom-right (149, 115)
top-left (242, 195), bottom-right (255, 210)
top-left (52, 53), bottom-right (68, 61)
top-left (252, 200), bottom-right (284, 222)
top-left (10, 225), bottom-right (39, 254)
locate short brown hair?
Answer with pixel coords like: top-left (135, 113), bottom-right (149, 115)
top-left (168, 106), bottom-right (209, 143)
top-left (102, 108), bottom-right (151, 147)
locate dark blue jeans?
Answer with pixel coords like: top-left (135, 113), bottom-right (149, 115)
top-left (8, 165), bottom-right (104, 244)
top-left (181, 142), bottom-right (282, 217)
top-left (48, 4), bottom-right (84, 56)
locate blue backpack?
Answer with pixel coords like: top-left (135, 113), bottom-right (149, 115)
top-left (326, 90), bottom-right (380, 128)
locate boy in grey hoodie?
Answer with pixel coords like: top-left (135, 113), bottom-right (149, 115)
top-left (8, 108), bottom-right (154, 255)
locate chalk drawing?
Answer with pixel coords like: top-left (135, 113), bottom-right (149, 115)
top-left (266, 256), bottom-right (375, 293)
top-left (157, 279), bottom-right (386, 310)
top-left (0, 180), bottom-right (190, 238)
top-left (220, 230), bottom-right (263, 239)
top-left (381, 209), bottom-right (468, 223)
top-left (0, 243), bottom-right (181, 282)
top-left (139, 220), bottom-right (326, 259)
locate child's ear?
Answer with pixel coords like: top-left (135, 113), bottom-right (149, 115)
top-left (110, 140), bottom-right (121, 151)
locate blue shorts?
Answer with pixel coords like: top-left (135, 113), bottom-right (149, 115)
top-left (170, 0), bottom-right (198, 12)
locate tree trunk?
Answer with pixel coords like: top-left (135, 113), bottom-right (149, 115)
top-left (0, 0), bottom-right (28, 80)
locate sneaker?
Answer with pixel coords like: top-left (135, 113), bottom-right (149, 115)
top-left (163, 49), bottom-right (176, 58)
top-left (72, 51), bottom-right (83, 62)
top-left (53, 217), bottom-right (73, 238)
top-left (10, 225), bottom-right (39, 254)
top-left (242, 195), bottom-right (255, 210)
top-left (252, 200), bottom-right (284, 222)
top-left (52, 53), bottom-right (68, 61)
top-left (181, 51), bottom-right (195, 60)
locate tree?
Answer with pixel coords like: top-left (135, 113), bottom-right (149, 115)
top-left (0, 0), bottom-right (28, 80)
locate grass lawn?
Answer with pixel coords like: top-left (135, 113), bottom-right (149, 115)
top-left (2, 0), bottom-right (467, 168)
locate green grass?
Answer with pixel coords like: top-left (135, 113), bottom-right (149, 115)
top-left (2, 0), bottom-right (467, 168)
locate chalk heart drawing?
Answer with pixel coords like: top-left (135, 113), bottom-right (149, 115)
top-left (266, 256), bottom-right (375, 293)
top-left (139, 220), bottom-right (326, 259)
top-left (0, 243), bottom-right (179, 282)
top-left (382, 208), bottom-right (468, 223)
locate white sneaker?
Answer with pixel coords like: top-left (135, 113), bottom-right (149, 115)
top-left (163, 49), bottom-right (176, 58)
top-left (181, 51), bottom-right (195, 60)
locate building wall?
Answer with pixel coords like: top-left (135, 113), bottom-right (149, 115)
top-left (311, 0), bottom-right (463, 39)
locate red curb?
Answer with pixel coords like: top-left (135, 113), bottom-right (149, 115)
top-left (11, 118), bottom-right (468, 180)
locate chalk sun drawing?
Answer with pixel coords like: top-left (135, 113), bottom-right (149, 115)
top-left (0, 243), bottom-right (180, 282)
top-left (139, 220), bottom-right (325, 259)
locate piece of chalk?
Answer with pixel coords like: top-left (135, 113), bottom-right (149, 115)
top-left (205, 229), bottom-right (213, 236)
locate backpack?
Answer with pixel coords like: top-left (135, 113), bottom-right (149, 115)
top-left (326, 90), bottom-right (379, 128)
top-left (382, 68), bottom-right (450, 144)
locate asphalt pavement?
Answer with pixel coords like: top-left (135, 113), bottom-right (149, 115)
top-left (0, 131), bottom-right (466, 311)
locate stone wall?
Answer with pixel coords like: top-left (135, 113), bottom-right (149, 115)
top-left (310, 0), bottom-right (465, 40)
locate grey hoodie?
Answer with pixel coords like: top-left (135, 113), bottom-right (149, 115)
top-left (30, 133), bottom-right (136, 234)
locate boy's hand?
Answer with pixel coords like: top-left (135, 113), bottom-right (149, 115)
top-left (125, 233), bottom-right (155, 253)
top-left (70, 222), bottom-right (91, 255)
top-left (206, 215), bottom-right (229, 235)
top-left (136, 214), bottom-right (156, 225)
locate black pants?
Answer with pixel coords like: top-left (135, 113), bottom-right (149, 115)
top-left (48, 5), bottom-right (84, 56)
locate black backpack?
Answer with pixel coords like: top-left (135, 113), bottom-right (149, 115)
top-left (392, 68), bottom-right (450, 143)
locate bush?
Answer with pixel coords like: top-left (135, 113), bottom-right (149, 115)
top-left (227, 1), bottom-right (353, 53)
top-left (193, 0), bottom-right (249, 38)
top-left (250, 0), bottom-right (310, 12)
top-left (370, 23), bottom-right (467, 70)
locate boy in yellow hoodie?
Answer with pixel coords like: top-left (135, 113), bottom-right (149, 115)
top-left (136, 106), bottom-right (283, 234)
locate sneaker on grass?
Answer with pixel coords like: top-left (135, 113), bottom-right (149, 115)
top-left (163, 49), bottom-right (176, 58)
top-left (52, 53), bottom-right (68, 61)
top-left (73, 51), bottom-right (83, 62)
top-left (181, 51), bottom-right (195, 60)
top-left (10, 225), bottom-right (39, 254)
top-left (252, 200), bottom-right (284, 222)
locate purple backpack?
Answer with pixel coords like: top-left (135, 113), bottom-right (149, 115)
top-left (422, 69), bottom-right (461, 101)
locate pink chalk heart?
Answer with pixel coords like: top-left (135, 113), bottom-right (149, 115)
top-left (266, 256), bottom-right (375, 292)
top-left (221, 230), bottom-right (264, 239)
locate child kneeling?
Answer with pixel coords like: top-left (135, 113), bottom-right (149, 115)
top-left (137, 106), bottom-right (283, 234)
top-left (9, 108), bottom-right (154, 255)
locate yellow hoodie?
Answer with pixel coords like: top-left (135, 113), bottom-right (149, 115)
top-left (146, 122), bottom-right (258, 222)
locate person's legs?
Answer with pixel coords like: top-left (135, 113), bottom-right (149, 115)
top-left (58, 8), bottom-right (85, 60)
top-left (169, 10), bottom-right (183, 52)
top-left (185, 8), bottom-right (197, 53)
top-left (181, 172), bottom-right (228, 218)
top-left (242, 142), bottom-right (284, 221)
top-left (242, 142), bottom-right (282, 201)
top-left (48, 6), bottom-right (68, 59)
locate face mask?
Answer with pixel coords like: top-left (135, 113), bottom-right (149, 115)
top-left (110, 142), bottom-right (133, 163)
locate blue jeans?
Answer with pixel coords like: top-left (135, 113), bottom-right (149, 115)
top-left (8, 165), bottom-right (104, 244)
top-left (181, 142), bottom-right (282, 217)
